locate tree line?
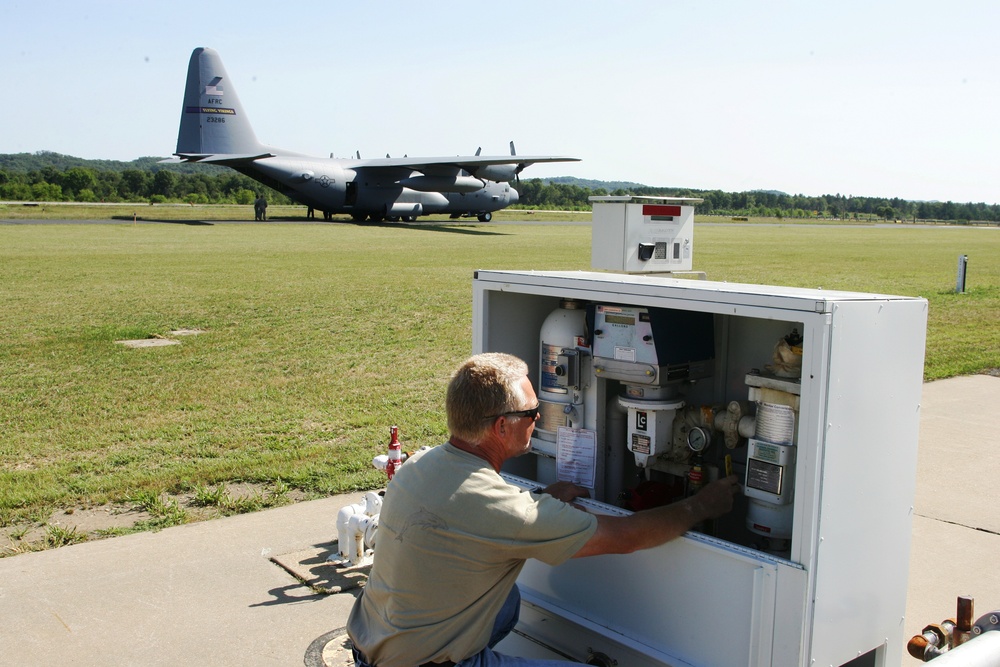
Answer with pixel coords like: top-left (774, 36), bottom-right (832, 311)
top-left (519, 179), bottom-right (1000, 223)
top-left (1, 152), bottom-right (996, 222)
top-left (0, 153), bottom-right (292, 206)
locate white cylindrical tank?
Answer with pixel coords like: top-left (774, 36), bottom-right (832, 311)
top-left (745, 396), bottom-right (798, 557)
top-left (537, 299), bottom-right (587, 442)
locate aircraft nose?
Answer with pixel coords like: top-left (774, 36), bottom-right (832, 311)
top-left (509, 187), bottom-right (519, 205)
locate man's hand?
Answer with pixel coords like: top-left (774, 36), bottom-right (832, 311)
top-left (689, 474), bottom-right (741, 521)
top-left (573, 474), bottom-right (742, 559)
top-left (538, 481), bottom-right (591, 503)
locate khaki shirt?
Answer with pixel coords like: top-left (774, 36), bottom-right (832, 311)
top-left (347, 443), bottom-right (597, 666)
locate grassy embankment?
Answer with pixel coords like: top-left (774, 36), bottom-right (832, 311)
top-left (1, 217), bottom-right (996, 550)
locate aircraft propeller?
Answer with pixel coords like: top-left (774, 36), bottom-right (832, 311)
top-left (510, 141), bottom-right (527, 186)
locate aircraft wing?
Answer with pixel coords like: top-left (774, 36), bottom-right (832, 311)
top-left (349, 154), bottom-right (580, 188)
top-left (349, 155), bottom-right (579, 170)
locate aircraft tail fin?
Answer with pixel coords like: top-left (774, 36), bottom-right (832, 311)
top-left (175, 47), bottom-right (267, 157)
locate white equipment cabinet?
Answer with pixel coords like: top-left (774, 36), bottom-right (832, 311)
top-left (473, 270), bottom-right (927, 667)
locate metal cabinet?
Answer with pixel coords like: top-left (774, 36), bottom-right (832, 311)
top-left (473, 269), bottom-right (927, 667)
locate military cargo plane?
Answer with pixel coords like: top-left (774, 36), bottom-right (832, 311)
top-left (165, 48), bottom-right (580, 222)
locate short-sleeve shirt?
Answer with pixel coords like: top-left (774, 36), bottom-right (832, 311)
top-left (346, 443), bottom-right (598, 667)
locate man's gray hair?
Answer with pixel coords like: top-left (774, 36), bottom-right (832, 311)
top-left (447, 353), bottom-right (530, 444)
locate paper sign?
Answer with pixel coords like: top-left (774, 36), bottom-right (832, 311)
top-left (557, 427), bottom-right (597, 488)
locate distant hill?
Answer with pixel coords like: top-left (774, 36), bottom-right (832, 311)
top-left (0, 151), bottom-right (227, 175)
top-left (541, 180), bottom-right (799, 199)
top-left (542, 176), bottom-right (649, 191)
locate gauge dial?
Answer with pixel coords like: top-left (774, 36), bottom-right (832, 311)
top-left (687, 426), bottom-right (711, 452)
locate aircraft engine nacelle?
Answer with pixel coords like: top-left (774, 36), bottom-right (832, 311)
top-left (386, 202), bottom-right (424, 217)
top-left (398, 174), bottom-right (485, 193)
top-left (473, 164), bottom-right (518, 183)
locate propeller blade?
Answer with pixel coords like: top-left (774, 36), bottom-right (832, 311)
top-left (510, 142), bottom-right (526, 186)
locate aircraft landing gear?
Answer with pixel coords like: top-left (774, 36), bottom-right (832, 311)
top-left (477, 212), bottom-right (492, 222)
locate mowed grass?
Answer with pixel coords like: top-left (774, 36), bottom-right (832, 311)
top-left (1, 221), bottom-right (997, 529)
top-left (0, 202), bottom-right (593, 224)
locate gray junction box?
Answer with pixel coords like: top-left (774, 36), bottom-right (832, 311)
top-left (590, 196), bottom-right (701, 273)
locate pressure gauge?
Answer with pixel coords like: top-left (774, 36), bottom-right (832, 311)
top-left (687, 426), bottom-right (711, 453)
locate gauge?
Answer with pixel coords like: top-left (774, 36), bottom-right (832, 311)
top-left (687, 426), bottom-right (711, 453)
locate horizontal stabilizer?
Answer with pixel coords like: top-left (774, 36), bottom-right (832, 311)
top-left (168, 152), bottom-right (275, 165)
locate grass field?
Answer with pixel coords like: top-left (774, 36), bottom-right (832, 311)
top-left (1, 217), bottom-right (997, 549)
top-left (0, 201), bottom-right (594, 224)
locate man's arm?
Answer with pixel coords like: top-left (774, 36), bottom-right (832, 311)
top-left (537, 480), bottom-right (591, 503)
top-left (573, 475), bottom-right (740, 558)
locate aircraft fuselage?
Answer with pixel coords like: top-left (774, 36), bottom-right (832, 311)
top-left (248, 156), bottom-right (516, 221)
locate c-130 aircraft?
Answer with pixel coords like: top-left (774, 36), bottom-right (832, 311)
top-left (165, 48), bottom-right (580, 222)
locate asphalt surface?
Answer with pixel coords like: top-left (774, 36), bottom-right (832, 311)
top-left (0, 375), bottom-right (997, 666)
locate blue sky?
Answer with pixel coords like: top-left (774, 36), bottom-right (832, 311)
top-left (3, 0), bottom-right (998, 204)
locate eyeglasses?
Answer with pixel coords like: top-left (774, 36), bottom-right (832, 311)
top-left (484, 406), bottom-right (540, 422)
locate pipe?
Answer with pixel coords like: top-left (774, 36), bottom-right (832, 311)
top-left (907, 596), bottom-right (1000, 665)
top-left (336, 501), bottom-right (366, 561)
top-left (335, 492), bottom-right (382, 564)
top-left (916, 630), bottom-right (1000, 666)
top-left (347, 513), bottom-right (376, 563)
top-left (604, 394), bottom-right (628, 504)
top-left (955, 595), bottom-right (975, 647)
top-left (907, 621), bottom-right (955, 660)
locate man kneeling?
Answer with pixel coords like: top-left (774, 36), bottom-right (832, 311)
top-left (347, 352), bottom-right (739, 667)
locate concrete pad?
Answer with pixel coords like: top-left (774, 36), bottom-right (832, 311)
top-left (0, 492), bottom-right (366, 667)
top-left (915, 375), bottom-right (1000, 534)
top-left (903, 374), bottom-right (1000, 663)
top-left (904, 515), bottom-right (1000, 650)
top-left (115, 338), bottom-right (179, 348)
top-left (271, 543), bottom-right (370, 594)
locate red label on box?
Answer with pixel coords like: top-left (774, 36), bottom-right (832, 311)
top-left (642, 205), bottom-right (682, 217)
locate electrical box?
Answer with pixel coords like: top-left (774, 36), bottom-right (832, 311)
top-left (590, 196), bottom-right (700, 273)
top-left (472, 269), bottom-right (927, 667)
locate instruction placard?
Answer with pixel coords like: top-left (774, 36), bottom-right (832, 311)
top-left (557, 427), bottom-right (597, 488)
